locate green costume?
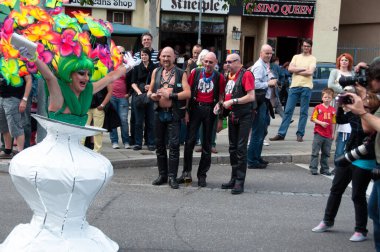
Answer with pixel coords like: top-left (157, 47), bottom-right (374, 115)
top-left (47, 54), bottom-right (94, 126)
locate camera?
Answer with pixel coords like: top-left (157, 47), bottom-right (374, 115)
top-left (335, 93), bottom-right (353, 105)
top-left (338, 67), bottom-right (368, 88)
top-left (335, 135), bottom-right (375, 167)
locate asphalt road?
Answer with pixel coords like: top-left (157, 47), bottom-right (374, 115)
top-left (0, 163), bottom-right (375, 252)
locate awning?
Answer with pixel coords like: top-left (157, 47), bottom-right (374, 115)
top-left (82, 23), bottom-right (149, 36)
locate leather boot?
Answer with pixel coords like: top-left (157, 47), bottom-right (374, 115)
top-left (177, 171), bottom-right (192, 184)
top-left (231, 180), bottom-right (244, 195)
top-left (152, 175), bottom-right (168, 185)
top-left (221, 178), bottom-right (236, 189)
top-left (168, 176), bottom-right (179, 189)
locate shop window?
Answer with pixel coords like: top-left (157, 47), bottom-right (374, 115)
top-left (107, 10), bottom-right (131, 25)
top-left (113, 12), bottom-right (124, 24)
top-left (161, 13), bottom-right (225, 34)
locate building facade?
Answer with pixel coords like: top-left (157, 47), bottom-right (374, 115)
top-left (63, 0), bottom-right (341, 65)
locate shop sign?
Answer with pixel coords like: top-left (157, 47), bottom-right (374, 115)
top-left (162, 0), bottom-right (229, 15)
top-left (64, 0), bottom-right (136, 10)
top-left (243, 0), bottom-right (315, 19)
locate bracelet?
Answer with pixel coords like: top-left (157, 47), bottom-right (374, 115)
top-left (233, 98), bottom-right (238, 104)
top-left (169, 92), bottom-right (178, 100)
top-left (22, 97), bottom-right (28, 102)
top-left (29, 52), bottom-right (38, 62)
top-left (359, 111), bottom-right (368, 117)
top-left (100, 104), bottom-right (104, 108)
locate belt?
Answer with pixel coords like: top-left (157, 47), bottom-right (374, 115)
top-left (196, 102), bottom-right (213, 106)
top-left (158, 107), bottom-right (172, 112)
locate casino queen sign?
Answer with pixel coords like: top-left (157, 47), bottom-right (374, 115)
top-left (244, 0), bottom-right (316, 19)
top-left (162, 0), bottom-right (229, 15)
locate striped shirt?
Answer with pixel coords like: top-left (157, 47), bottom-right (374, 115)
top-left (133, 48), bottom-right (159, 65)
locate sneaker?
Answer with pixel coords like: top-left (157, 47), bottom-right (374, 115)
top-left (112, 143), bottom-right (120, 149)
top-left (349, 232), bottom-right (367, 242)
top-left (133, 145), bottom-right (142, 151)
top-left (263, 140), bottom-right (270, 146)
top-left (310, 170), bottom-right (319, 175)
top-left (211, 147), bottom-right (218, 154)
top-left (148, 145), bottom-right (156, 151)
top-left (124, 143), bottom-right (131, 149)
top-left (296, 135), bottom-right (303, 142)
top-left (320, 171), bottom-right (332, 176)
top-left (269, 135), bottom-right (285, 141)
top-left (312, 221), bottom-right (333, 232)
top-left (0, 152), bottom-right (14, 159)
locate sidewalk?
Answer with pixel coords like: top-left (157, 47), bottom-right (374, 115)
top-left (0, 107), bottom-right (326, 171)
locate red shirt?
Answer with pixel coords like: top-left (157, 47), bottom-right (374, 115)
top-left (188, 69), bottom-right (226, 103)
top-left (311, 104), bottom-right (336, 139)
top-left (224, 69), bottom-right (255, 102)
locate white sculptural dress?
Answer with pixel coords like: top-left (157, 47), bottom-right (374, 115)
top-left (0, 115), bottom-right (118, 252)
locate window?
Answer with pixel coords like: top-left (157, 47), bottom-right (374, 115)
top-left (113, 12), bottom-right (124, 24)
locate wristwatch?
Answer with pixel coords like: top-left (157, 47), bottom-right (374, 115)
top-left (22, 97), bottom-right (28, 102)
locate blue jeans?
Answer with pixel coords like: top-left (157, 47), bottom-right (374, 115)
top-left (109, 96), bottom-right (129, 145)
top-left (247, 102), bottom-right (269, 166)
top-left (334, 132), bottom-right (350, 165)
top-left (309, 133), bottom-right (332, 173)
top-left (278, 87), bottom-right (311, 137)
top-left (369, 177), bottom-right (380, 251)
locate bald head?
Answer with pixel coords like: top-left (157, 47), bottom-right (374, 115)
top-left (225, 53), bottom-right (241, 73)
top-left (260, 44), bottom-right (273, 63)
top-left (203, 52), bottom-right (218, 72)
top-left (160, 46), bottom-right (176, 68)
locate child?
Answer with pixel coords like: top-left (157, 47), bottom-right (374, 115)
top-left (309, 88), bottom-right (336, 175)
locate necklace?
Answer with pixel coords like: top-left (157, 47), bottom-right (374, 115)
top-left (228, 72), bottom-right (236, 80)
top-left (161, 68), bottom-right (175, 86)
top-left (202, 69), bottom-right (215, 83)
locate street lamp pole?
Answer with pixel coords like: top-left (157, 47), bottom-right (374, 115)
top-left (198, 0), bottom-right (202, 45)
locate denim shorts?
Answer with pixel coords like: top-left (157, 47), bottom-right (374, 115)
top-left (0, 96), bottom-right (25, 137)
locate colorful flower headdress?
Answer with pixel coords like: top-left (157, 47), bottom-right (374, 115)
top-left (0, 0), bottom-right (123, 83)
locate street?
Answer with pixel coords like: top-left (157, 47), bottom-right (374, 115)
top-left (0, 163), bottom-right (374, 252)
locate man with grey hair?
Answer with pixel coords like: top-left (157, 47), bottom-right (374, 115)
top-left (218, 53), bottom-right (255, 194)
top-left (177, 52), bottom-right (225, 187)
top-left (247, 44), bottom-right (277, 169)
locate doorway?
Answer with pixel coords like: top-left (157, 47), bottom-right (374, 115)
top-left (276, 37), bottom-right (298, 64)
top-left (243, 36), bottom-right (255, 67)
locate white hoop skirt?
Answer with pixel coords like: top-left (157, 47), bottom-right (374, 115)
top-left (0, 115), bottom-right (118, 252)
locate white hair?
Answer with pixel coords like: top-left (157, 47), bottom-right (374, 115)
top-left (197, 49), bottom-right (210, 66)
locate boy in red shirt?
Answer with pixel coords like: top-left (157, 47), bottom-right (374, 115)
top-left (309, 88), bottom-right (336, 175)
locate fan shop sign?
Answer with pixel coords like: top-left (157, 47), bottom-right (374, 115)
top-left (64, 0), bottom-right (136, 10)
top-left (162, 0), bottom-right (229, 15)
top-left (244, 0), bottom-right (316, 19)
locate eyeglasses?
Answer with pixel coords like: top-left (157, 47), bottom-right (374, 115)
top-left (204, 60), bottom-right (214, 64)
top-left (225, 59), bottom-right (238, 64)
top-left (303, 45), bottom-right (311, 48)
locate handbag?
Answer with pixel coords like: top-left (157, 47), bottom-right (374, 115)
top-left (134, 93), bottom-right (150, 108)
top-left (102, 103), bottom-right (121, 132)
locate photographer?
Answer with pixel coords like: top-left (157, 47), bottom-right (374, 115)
top-left (344, 58), bottom-right (380, 251)
top-left (312, 87), bottom-right (378, 242)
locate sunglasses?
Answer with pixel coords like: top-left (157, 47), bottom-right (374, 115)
top-left (225, 59), bottom-right (238, 64)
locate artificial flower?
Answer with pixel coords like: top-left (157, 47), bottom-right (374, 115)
top-left (78, 32), bottom-right (92, 55)
top-left (22, 22), bottom-right (60, 43)
top-left (57, 29), bottom-right (81, 57)
top-left (72, 11), bottom-right (90, 24)
top-left (53, 13), bottom-right (78, 31)
top-left (85, 17), bottom-right (111, 38)
top-left (9, 8), bottom-right (34, 27)
top-left (0, 58), bottom-right (23, 87)
top-left (110, 40), bottom-right (122, 69)
top-left (28, 5), bottom-right (54, 24)
top-left (91, 60), bottom-right (108, 82)
top-left (20, 0), bottom-right (40, 5)
top-left (0, 37), bottom-right (19, 59)
top-left (89, 44), bottom-right (112, 70)
top-left (1, 0), bottom-right (17, 8)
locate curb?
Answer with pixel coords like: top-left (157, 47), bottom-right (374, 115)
top-left (0, 153), bottom-right (313, 173)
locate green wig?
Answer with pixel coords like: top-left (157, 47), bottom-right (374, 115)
top-left (58, 53), bottom-right (94, 83)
